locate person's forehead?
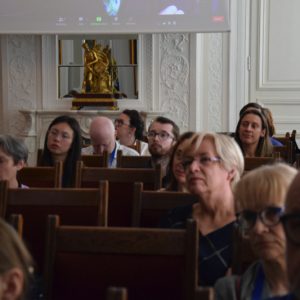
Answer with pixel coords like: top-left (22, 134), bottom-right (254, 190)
top-left (0, 148), bottom-right (12, 160)
top-left (241, 114), bottom-right (262, 124)
top-left (51, 122), bottom-right (73, 133)
top-left (149, 122), bottom-right (173, 133)
top-left (119, 113), bottom-right (130, 122)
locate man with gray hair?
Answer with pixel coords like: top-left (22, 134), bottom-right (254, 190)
top-left (82, 116), bottom-right (139, 167)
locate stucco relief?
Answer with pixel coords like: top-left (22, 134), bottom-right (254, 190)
top-left (207, 33), bottom-right (222, 132)
top-left (7, 35), bottom-right (37, 135)
top-left (159, 33), bottom-right (190, 132)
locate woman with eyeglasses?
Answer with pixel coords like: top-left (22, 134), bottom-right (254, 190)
top-left (38, 115), bottom-right (82, 187)
top-left (215, 163), bottom-right (297, 300)
top-left (160, 132), bottom-right (244, 286)
top-left (114, 109), bottom-right (150, 155)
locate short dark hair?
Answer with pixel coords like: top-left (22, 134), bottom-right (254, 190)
top-left (149, 116), bottom-right (180, 141)
top-left (39, 115), bottom-right (82, 187)
top-left (122, 109), bottom-right (144, 140)
top-left (0, 134), bottom-right (28, 164)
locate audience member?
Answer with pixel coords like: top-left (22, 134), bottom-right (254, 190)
top-left (160, 132), bottom-right (244, 286)
top-left (215, 163), bottom-right (297, 299)
top-left (114, 109), bottom-right (150, 155)
top-left (39, 115), bottom-right (82, 187)
top-left (239, 102), bottom-right (283, 146)
top-left (278, 171), bottom-right (300, 299)
top-left (82, 116), bottom-right (139, 167)
top-left (0, 134), bottom-right (28, 188)
top-left (235, 109), bottom-right (273, 157)
top-left (0, 218), bottom-right (34, 300)
top-left (166, 131), bottom-right (194, 192)
top-left (147, 116), bottom-right (179, 188)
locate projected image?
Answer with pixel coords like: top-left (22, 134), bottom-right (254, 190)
top-left (103, 0), bottom-right (122, 17)
top-left (159, 5), bottom-right (184, 15)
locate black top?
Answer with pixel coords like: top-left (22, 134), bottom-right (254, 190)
top-left (160, 204), bottom-right (235, 286)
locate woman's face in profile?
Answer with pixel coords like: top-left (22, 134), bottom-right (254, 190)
top-left (47, 122), bottom-right (74, 157)
top-left (172, 139), bottom-right (189, 186)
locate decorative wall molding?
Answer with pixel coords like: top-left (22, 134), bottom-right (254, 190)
top-left (159, 33), bottom-right (190, 132)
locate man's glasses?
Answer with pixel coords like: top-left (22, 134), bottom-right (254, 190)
top-left (281, 213), bottom-right (300, 245)
top-left (182, 156), bottom-right (221, 170)
top-left (147, 131), bottom-right (174, 141)
top-left (114, 119), bottom-right (130, 127)
top-left (236, 206), bottom-right (284, 232)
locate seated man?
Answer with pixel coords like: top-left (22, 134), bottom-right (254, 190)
top-left (82, 116), bottom-right (139, 167)
top-left (147, 116), bottom-right (179, 187)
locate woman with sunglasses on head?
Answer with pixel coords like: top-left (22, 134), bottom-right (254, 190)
top-left (215, 163), bottom-right (297, 300)
top-left (235, 109), bottom-right (273, 158)
top-left (114, 109), bottom-right (150, 155)
top-left (38, 115), bottom-right (82, 187)
top-left (160, 132), bottom-right (244, 286)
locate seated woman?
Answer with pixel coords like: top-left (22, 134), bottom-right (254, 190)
top-left (114, 109), bottom-right (149, 155)
top-left (235, 109), bottom-right (273, 157)
top-left (0, 218), bottom-right (34, 300)
top-left (239, 102), bottom-right (283, 146)
top-left (160, 132), bottom-right (244, 286)
top-left (38, 115), bottom-right (82, 187)
top-left (0, 134), bottom-right (28, 188)
top-left (165, 131), bottom-right (194, 192)
top-left (215, 163), bottom-right (297, 299)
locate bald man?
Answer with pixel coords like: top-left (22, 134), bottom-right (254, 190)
top-left (82, 116), bottom-right (139, 167)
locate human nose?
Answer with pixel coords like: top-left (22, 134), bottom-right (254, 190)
top-left (252, 217), bottom-right (268, 235)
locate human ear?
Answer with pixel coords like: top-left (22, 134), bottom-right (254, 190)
top-left (260, 128), bottom-right (266, 137)
top-left (227, 169), bottom-right (236, 182)
top-left (16, 160), bottom-right (25, 171)
top-left (1, 268), bottom-right (24, 300)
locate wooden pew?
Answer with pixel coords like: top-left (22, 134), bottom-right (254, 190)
top-left (116, 150), bottom-right (152, 168)
top-left (75, 162), bottom-right (162, 226)
top-left (244, 156), bottom-right (279, 172)
top-left (44, 216), bottom-right (198, 300)
top-left (0, 181), bottom-right (108, 273)
top-left (81, 151), bottom-right (109, 167)
top-left (132, 182), bottom-right (198, 228)
top-left (8, 213), bottom-right (23, 237)
top-left (17, 161), bottom-right (63, 188)
top-left (106, 287), bottom-right (128, 300)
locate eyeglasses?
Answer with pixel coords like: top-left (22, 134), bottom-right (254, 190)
top-left (281, 213), bottom-right (300, 245)
top-left (48, 129), bottom-right (72, 140)
top-left (147, 131), bottom-right (174, 141)
top-left (182, 156), bottom-right (221, 170)
top-left (114, 119), bottom-right (130, 127)
top-left (236, 206), bottom-right (284, 232)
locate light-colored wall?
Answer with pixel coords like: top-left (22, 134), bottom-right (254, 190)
top-left (1, 0), bottom-right (299, 164)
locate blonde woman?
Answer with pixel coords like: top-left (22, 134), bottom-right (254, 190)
top-left (160, 132), bottom-right (244, 286)
top-left (215, 163), bottom-right (297, 300)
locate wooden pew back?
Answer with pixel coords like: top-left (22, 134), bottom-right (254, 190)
top-left (45, 216), bottom-right (198, 300)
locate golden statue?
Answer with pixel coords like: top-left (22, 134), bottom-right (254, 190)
top-left (81, 41), bottom-right (114, 94)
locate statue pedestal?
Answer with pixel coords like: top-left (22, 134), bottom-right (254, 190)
top-left (72, 93), bottom-right (119, 110)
